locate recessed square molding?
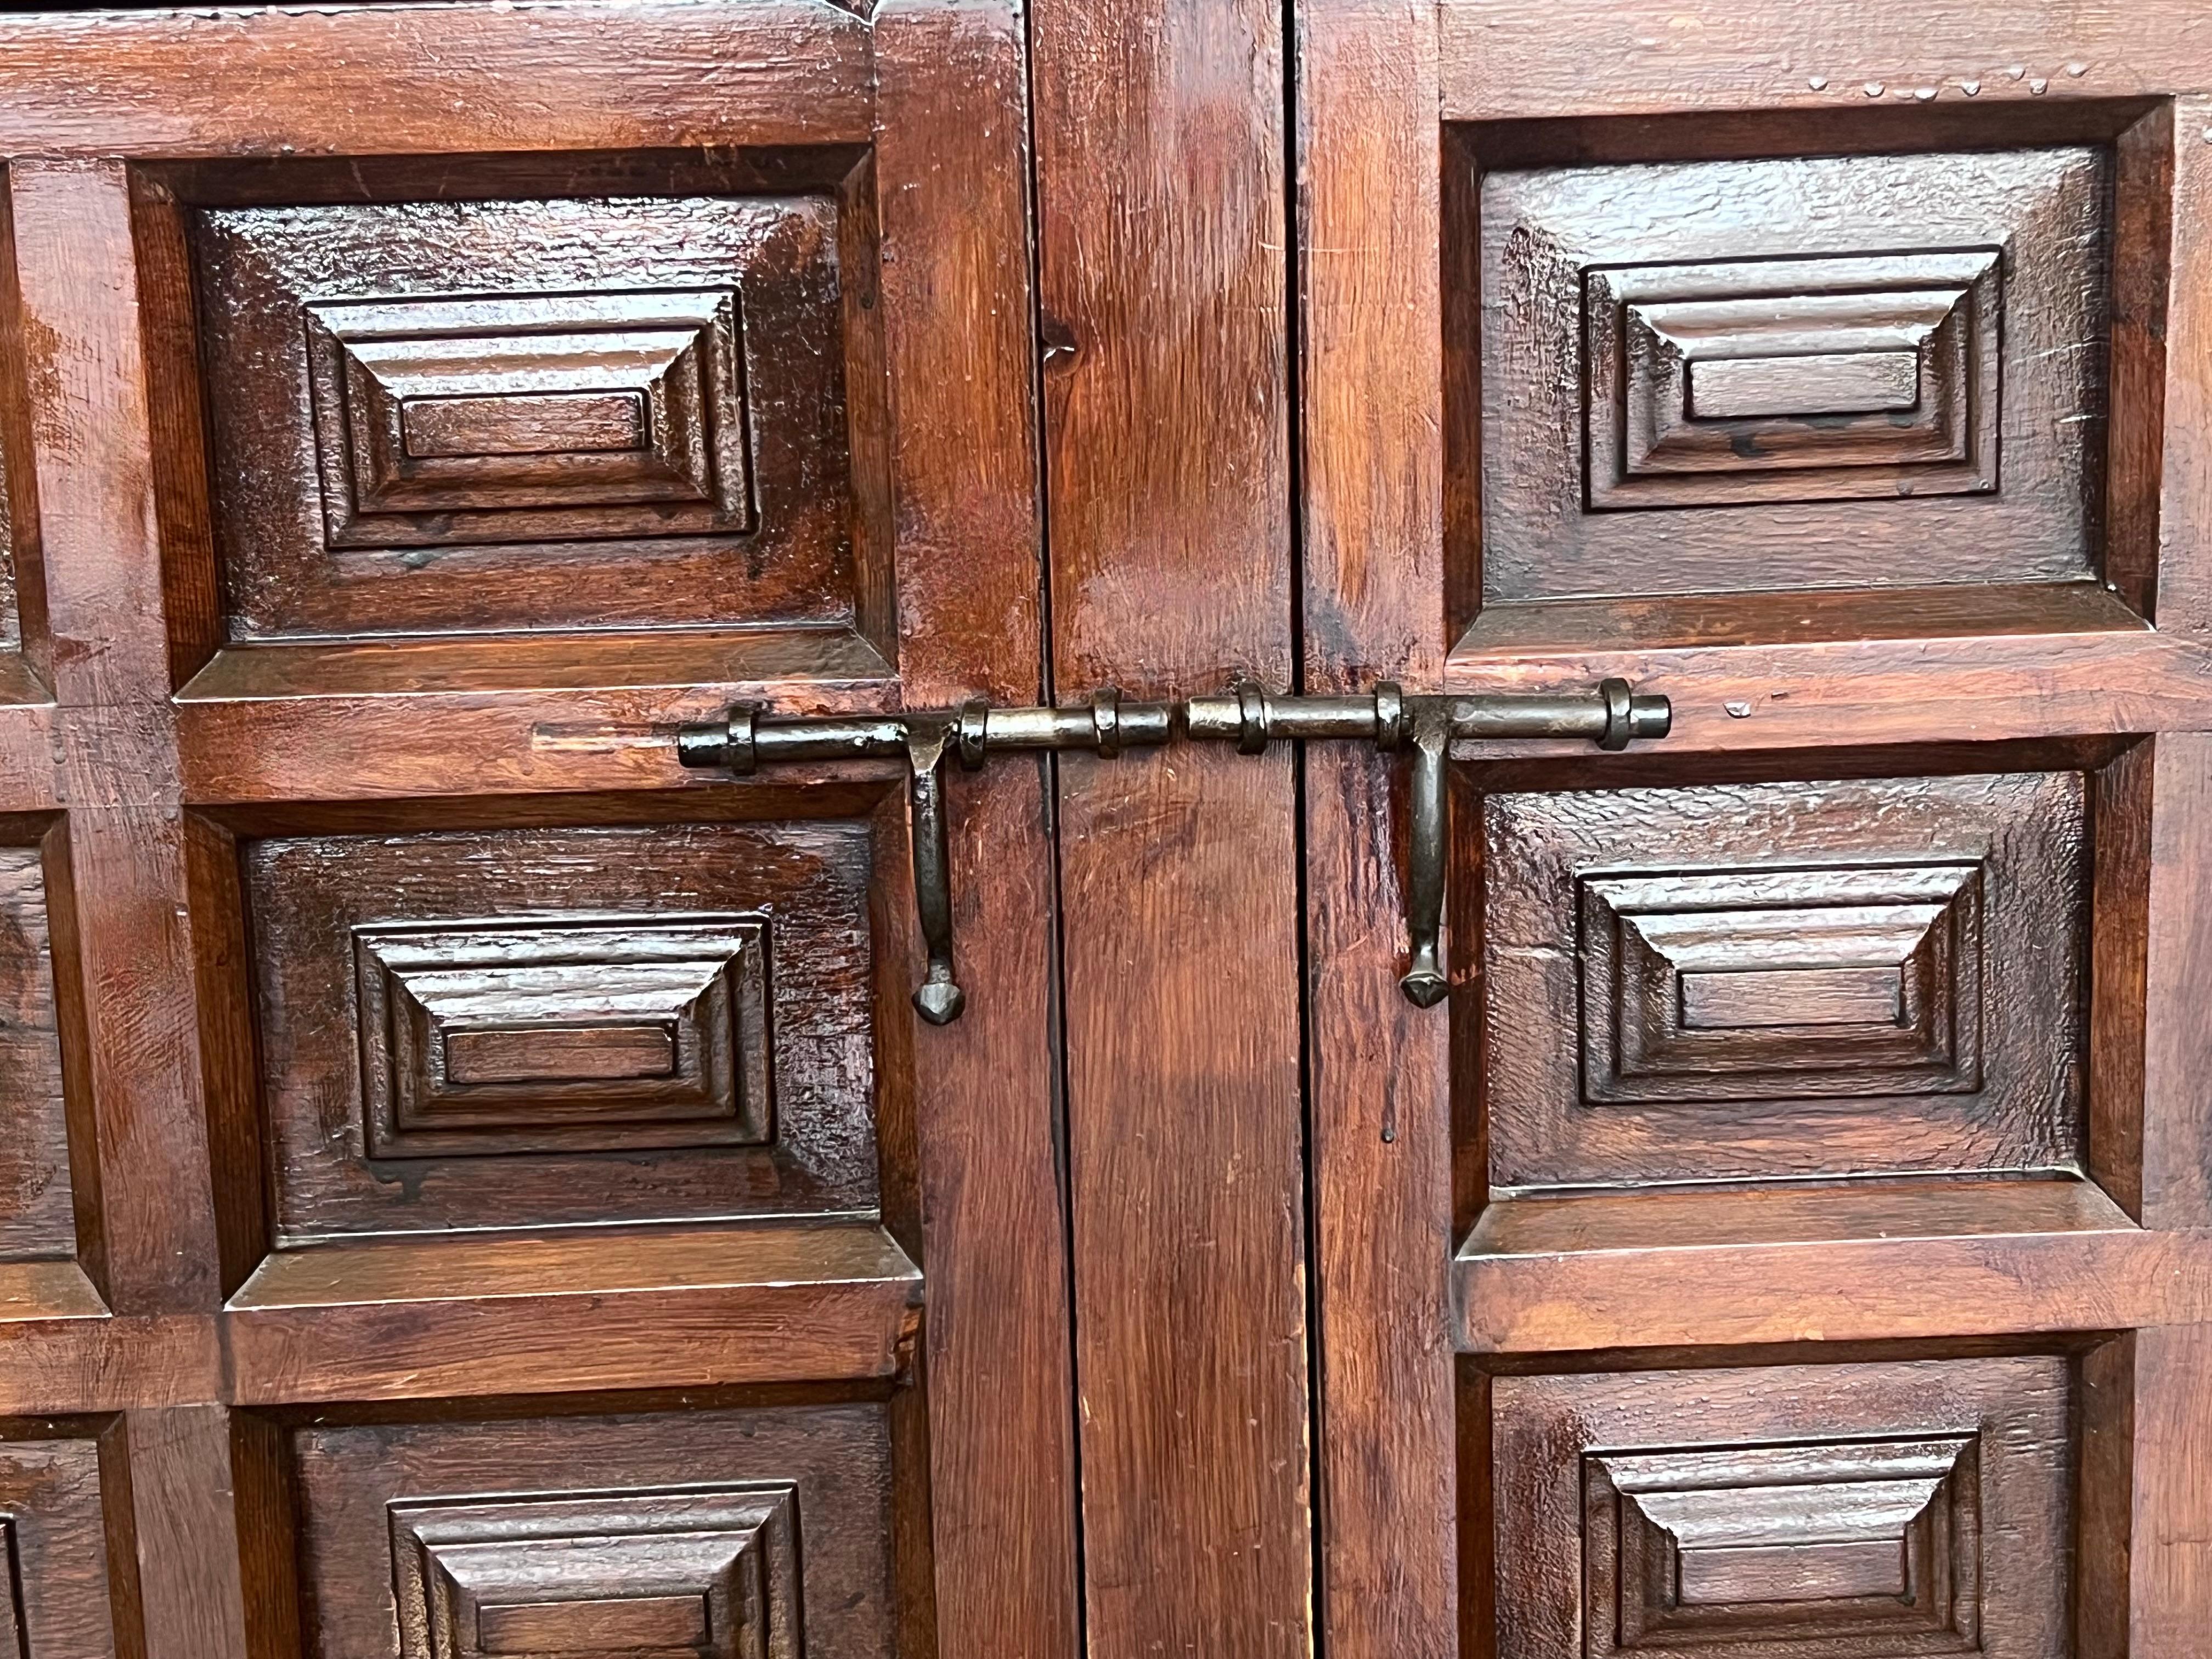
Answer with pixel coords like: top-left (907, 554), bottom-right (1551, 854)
top-left (1585, 1437), bottom-right (1979, 1655)
top-left (1584, 249), bottom-right (2002, 510)
top-left (353, 915), bottom-right (774, 1160)
top-left (1578, 860), bottom-right (1985, 1105)
top-left (1481, 772), bottom-right (2086, 1190)
top-left (1490, 1358), bottom-right (2070, 1659)
top-left (1472, 146), bottom-right (2107, 603)
top-left (306, 287), bottom-right (755, 549)
top-left (390, 1483), bottom-right (802, 1659)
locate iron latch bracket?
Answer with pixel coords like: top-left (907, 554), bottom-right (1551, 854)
top-left (676, 678), bottom-right (1669, 1021)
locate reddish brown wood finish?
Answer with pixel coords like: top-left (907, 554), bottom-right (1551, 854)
top-left (1493, 1358), bottom-right (2073, 1657)
top-left (7, 0), bottom-right (2212, 1651)
top-left (1031, 0), bottom-right (1312, 1647)
top-left (1301, 1), bottom-right (2212, 1653)
top-left (1299, 5), bottom-right (1459, 1656)
top-left (0, 5), bottom-right (1075, 1655)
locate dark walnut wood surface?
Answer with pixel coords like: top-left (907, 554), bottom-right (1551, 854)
top-left (0, 0), bottom-right (2199, 1655)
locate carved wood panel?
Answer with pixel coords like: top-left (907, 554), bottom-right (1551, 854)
top-left (0, 834), bottom-right (78, 1262)
top-left (391, 1483), bottom-right (800, 1659)
top-left (1589, 1437), bottom-right (1979, 1654)
top-left (0, 1431), bottom-right (125, 1659)
top-left (290, 1402), bottom-right (893, 1659)
top-left (304, 288), bottom-right (757, 545)
top-left (1490, 1357), bottom-right (2071, 1659)
top-left (1482, 771), bottom-right (2087, 1190)
top-left (243, 815), bottom-right (878, 1243)
top-left (0, 4), bottom-right (1072, 1654)
top-left (1577, 861), bottom-right (1984, 1105)
top-left (189, 179), bottom-right (874, 642)
top-left (353, 916), bottom-right (774, 1160)
top-left (1584, 249), bottom-right (2001, 510)
top-left (1470, 145), bottom-right (2109, 605)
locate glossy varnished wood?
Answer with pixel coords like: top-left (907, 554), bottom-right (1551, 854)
top-left (0, 3), bottom-right (1076, 1652)
top-left (1455, 1181), bottom-right (2209, 1352)
top-left (1438, 1), bottom-right (2212, 120)
top-left (241, 815), bottom-right (881, 1243)
top-left (1031, 0), bottom-right (1312, 1646)
top-left (870, 1), bottom-right (1082, 1649)
top-left (1487, 1357), bottom-right (2073, 1657)
top-left (0, 3), bottom-right (874, 157)
top-left (1301, 0), bottom-right (2212, 1650)
top-left (1298, 2), bottom-right (1459, 1655)
top-left (224, 1223), bottom-right (922, 1404)
top-left (290, 1401), bottom-right (898, 1659)
top-left (1482, 771), bottom-right (2089, 1190)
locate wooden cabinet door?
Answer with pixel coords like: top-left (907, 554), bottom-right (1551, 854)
top-left (0, 8), bottom-right (1077, 1656)
top-left (1300, 3), bottom-right (2212, 1654)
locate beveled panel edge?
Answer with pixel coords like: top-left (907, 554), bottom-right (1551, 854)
top-left (1451, 1178), bottom-right (2212, 1352)
top-left (173, 630), bottom-right (896, 805)
top-left (224, 1219), bottom-right (922, 1403)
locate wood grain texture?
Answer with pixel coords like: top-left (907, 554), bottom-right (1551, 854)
top-left (1032, 0), bottom-right (1310, 1646)
top-left (0, 3), bottom-right (873, 157)
top-left (1299, 0), bottom-right (1448, 687)
top-left (1446, 625), bottom-right (2212, 757)
top-left (175, 630), bottom-right (894, 806)
top-left (1477, 150), bottom-right (2103, 603)
top-left (1304, 3), bottom-right (2212, 1652)
top-left (2136, 734), bottom-right (2212, 1231)
top-left (0, 13), bottom-right (1076, 1656)
top-left (1296, 4), bottom-right (1457, 1656)
top-left (116, 1407), bottom-right (252, 1659)
top-left (224, 1222), bottom-right (921, 1404)
top-left (15, 163), bottom-right (258, 1655)
top-left (2151, 98), bottom-right (2212, 635)
top-left (2082, 1325), bottom-right (2212, 1653)
top-left (244, 818), bottom-right (876, 1243)
top-left (871, 3), bottom-right (1080, 1647)
top-left (1059, 754), bottom-right (1310, 1656)
top-left (13, 162), bottom-right (227, 1317)
top-left (1487, 1358), bottom-right (2071, 1658)
top-left (1438, 0), bottom-right (2212, 119)
top-left (0, 179), bottom-right (33, 669)
top-left (1306, 746), bottom-right (1458, 1659)
top-left (0, 837), bottom-right (83, 1262)
top-left (291, 1403), bottom-right (896, 1659)
top-left (1483, 772), bottom-right (2088, 1190)
top-left (192, 191), bottom-right (863, 642)
top-left (1454, 1180), bottom-right (2208, 1352)
top-left (0, 1427), bottom-right (127, 1659)
top-left (1035, 13), bottom-right (1293, 692)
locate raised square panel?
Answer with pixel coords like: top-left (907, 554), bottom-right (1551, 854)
top-left (1475, 147), bottom-right (2108, 603)
top-left (1579, 862), bottom-right (1982, 1104)
top-left (0, 1434), bottom-right (127, 1658)
top-left (0, 839), bottom-right (80, 1262)
top-left (245, 818), bottom-right (875, 1243)
top-left (290, 1403), bottom-right (893, 1659)
top-left (354, 916), bottom-right (773, 1160)
top-left (1592, 1438), bottom-right (1976, 1650)
top-left (1483, 772), bottom-right (2084, 1190)
top-left (192, 190), bottom-right (864, 641)
top-left (306, 289), bottom-right (755, 545)
top-left (1489, 1358), bottom-right (2069, 1659)
top-left (392, 1484), bottom-right (799, 1659)
top-left (1585, 249), bottom-right (2001, 509)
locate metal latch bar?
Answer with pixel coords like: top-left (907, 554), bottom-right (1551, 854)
top-left (676, 678), bottom-right (1669, 1022)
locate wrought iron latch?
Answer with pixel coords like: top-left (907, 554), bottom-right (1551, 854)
top-left (676, 679), bottom-right (1669, 1022)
